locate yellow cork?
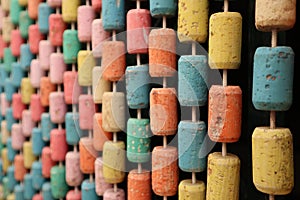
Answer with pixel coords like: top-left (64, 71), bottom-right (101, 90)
top-left (179, 179), bottom-right (206, 200)
top-left (77, 50), bottom-right (96, 87)
top-left (1, 121), bottom-right (10, 145)
top-left (103, 141), bottom-right (126, 184)
top-left (252, 127), bottom-right (294, 195)
top-left (6, 194), bottom-right (15, 200)
top-left (62, 0), bottom-right (80, 23)
top-left (206, 152), bottom-right (240, 200)
top-left (177, 0), bottom-right (209, 43)
top-left (1, 0), bottom-right (10, 12)
top-left (23, 141), bottom-right (37, 169)
top-left (2, 17), bottom-right (14, 43)
top-left (0, 185), bottom-right (4, 200)
top-left (1, 148), bottom-right (11, 174)
top-left (18, 0), bottom-right (27, 6)
top-left (92, 67), bottom-right (111, 104)
top-left (208, 12), bottom-right (242, 69)
top-left (21, 78), bottom-right (35, 104)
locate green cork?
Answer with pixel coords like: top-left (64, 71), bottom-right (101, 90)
top-left (3, 48), bottom-right (16, 73)
top-left (50, 165), bottom-right (69, 199)
top-left (19, 10), bottom-right (34, 39)
top-left (10, 0), bottom-right (24, 25)
top-left (63, 30), bottom-right (81, 64)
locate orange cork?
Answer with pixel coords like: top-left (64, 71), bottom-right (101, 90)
top-left (14, 154), bottom-right (27, 181)
top-left (150, 88), bottom-right (178, 136)
top-left (149, 28), bottom-right (176, 77)
top-left (79, 137), bottom-right (98, 174)
top-left (128, 169), bottom-right (151, 200)
top-left (152, 146), bottom-right (179, 197)
top-left (208, 85), bottom-right (242, 143)
top-left (42, 146), bottom-right (56, 178)
top-left (40, 77), bottom-right (56, 107)
top-left (101, 41), bottom-right (126, 82)
top-left (28, 0), bottom-right (43, 20)
top-left (93, 113), bottom-right (112, 151)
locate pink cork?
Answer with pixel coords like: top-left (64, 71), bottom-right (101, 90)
top-left (39, 40), bottom-right (55, 70)
top-left (47, 0), bottom-right (62, 8)
top-left (66, 190), bottom-right (82, 200)
top-left (92, 19), bottom-right (110, 58)
top-left (49, 92), bottom-right (67, 124)
top-left (32, 194), bottom-right (43, 200)
top-left (11, 124), bottom-right (25, 151)
top-left (50, 52), bottom-right (66, 84)
top-left (30, 94), bottom-right (45, 122)
top-left (1, 93), bottom-right (9, 116)
top-left (10, 29), bottom-right (24, 57)
top-left (93, 113), bottom-right (112, 151)
top-left (50, 129), bottom-right (68, 162)
top-left (0, 35), bottom-right (7, 58)
top-left (66, 151), bottom-right (84, 187)
top-left (29, 24), bottom-right (45, 54)
top-left (42, 147), bottom-right (56, 178)
top-left (12, 93), bottom-right (26, 120)
top-left (63, 71), bottom-right (82, 104)
top-left (30, 59), bottom-right (45, 88)
top-left (104, 188), bottom-right (125, 200)
top-left (79, 94), bottom-right (96, 130)
top-left (77, 5), bottom-right (95, 42)
top-left (22, 110), bottom-right (35, 137)
top-left (95, 157), bottom-right (113, 196)
top-left (49, 14), bottom-right (66, 46)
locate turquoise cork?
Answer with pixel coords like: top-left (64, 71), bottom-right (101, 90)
top-left (252, 46), bottom-right (294, 111)
top-left (5, 78), bottom-right (16, 101)
top-left (81, 180), bottom-right (98, 200)
top-left (19, 11), bottom-right (34, 39)
top-left (10, 0), bottom-right (24, 25)
top-left (42, 182), bottom-right (54, 200)
top-left (41, 113), bottom-right (56, 142)
top-left (102, 0), bottom-right (125, 31)
top-left (150, 0), bottom-right (177, 18)
top-left (24, 174), bottom-right (36, 200)
top-left (32, 128), bottom-right (46, 156)
top-left (127, 118), bottom-right (151, 163)
top-left (20, 44), bottom-right (34, 71)
top-left (2, 177), bottom-right (10, 199)
top-left (11, 62), bottom-right (25, 87)
top-left (63, 29), bottom-right (81, 64)
top-left (178, 121), bottom-right (207, 172)
top-left (38, 3), bottom-right (54, 34)
top-left (0, 161), bottom-right (3, 183)
top-left (65, 112), bottom-right (83, 145)
top-left (0, 64), bottom-right (8, 87)
top-left (125, 65), bottom-right (150, 109)
top-left (7, 166), bottom-right (17, 192)
top-left (6, 138), bottom-right (17, 162)
top-left (6, 108), bottom-right (16, 132)
top-left (14, 184), bottom-right (25, 200)
top-left (32, 161), bottom-right (45, 191)
top-left (4, 47), bottom-right (17, 73)
top-left (178, 55), bottom-right (208, 106)
top-left (50, 165), bottom-right (69, 199)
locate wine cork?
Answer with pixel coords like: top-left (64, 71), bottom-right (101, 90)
top-left (178, 55), bottom-right (208, 106)
top-left (21, 110), bottom-right (35, 137)
top-left (49, 92), bottom-right (67, 123)
top-left (126, 9), bottom-right (151, 54)
top-left (152, 146), bottom-right (179, 196)
top-left (6, 108), bottom-right (15, 133)
top-left (102, 0), bottom-right (125, 30)
top-left (1, 93), bottom-right (9, 116)
top-left (4, 47), bottom-right (16, 72)
top-left (11, 62), bottom-right (25, 87)
top-left (1, 148), bottom-right (11, 173)
top-left (149, 28), bottom-right (176, 77)
top-left (206, 152), bottom-right (240, 200)
top-left (42, 147), bottom-right (56, 178)
top-left (23, 141), bottom-right (37, 169)
top-left (7, 165), bottom-right (17, 191)
top-left (50, 165), bottom-right (69, 199)
top-left (128, 170), bottom-right (151, 200)
top-left (208, 85), bottom-right (242, 143)
top-left (92, 19), bottom-right (110, 58)
top-left (177, 0), bottom-right (208, 43)
top-left (0, 36), bottom-right (7, 59)
top-left (49, 14), bottom-right (67, 46)
top-left (1, 121), bottom-right (9, 145)
top-left (41, 112), bottom-right (56, 142)
top-left (125, 65), bottom-right (150, 109)
top-left (103, 188), bottom-right (125, 200)
top-left (10, 30), bottom-right (24, 57)
top-left (47, 0), bottom-right (62, 8)
top-left (32, 161), bottom-right (45, 190)
top-left (149, 0), bottom-right (176, 17)
top-left (14, 184), bottom-right (25, 200)
top-left (252, 46), bottom-right (294, 111)
top-left (4, 79), bottom-right (16, 102)
top-left (63, 30), bottom-right (81, 64)
top-left (79, 95), bottom-right (96, 130)
top-left (11, 124), bottom-right (25, 150)
top-left (50, 129), bottom-right (68, 162)
top-left (6, 138), bottom-right (17, 162)
top-left (1, 0), bottom-right (11, 12)
top-left (6, 194), bottom-right (15, 200)
top-left (62, 0), bottom-right (80, 23)
top-left (20, 44), bottom-right (34, 71)
top-left (30, 94), bottom-right (45, 122)
top-left (78, 50), bottom-right (96, 86)
top-left (255, 0), bottom-right (296, 31)
top-left (30, 59), bottom-right (45, 88)
top-left (19, 10), bottom-right (34, 39)
top-left (21, 78), bottom-right (35, 104)
top-left (65, 151), bottom-right (83, 187)
top-left (252, 127), bottom-right (294, 195)
top-left (78, 5), bottom-right (95, 42)
top-left (102, 92), bottom-right (126, 132)
top-left (28, 0), bottom-right (43, 20)
top-left (28, 24), bottom-right (45, 54)
top-left (50, 52), bottom-right (66, 84)
top-left (42, 182), bottom-right (54, 200)
top-left (0, 65), bottom-right (8, 90)
top-left (66, 190), bottom-right (81, 200)
top-left (179, 180), bottom-right (205, 200)
top-left (39, 40), bottom-right (55, 71)
top-left (14, 154), bottom-right (27, 182)
top-left (103, 141), bottom-right (126, 184)
top-left (81, 180), bottom-right (98, 200)
top-left (38, 3), bottom-right (54, 34)
top-left (32, 128), bottom-right (46, 156)
top-left (150, 88), bottom-right (178, 136)
top-left (2, 17), bottom-right (13, 43)
top-left (79, 137), bottom-right (98, 174)
top-left (65, 112), bottom-right (83, 145)
top-left (63, 71), bottom-right (82, 104)
top-left (10, 0), bottom-right (23, 25)
top-left (32, 193), bottom-right (43, 200)
top-left (92, 0), bottom-right (101, 12)
top-left (101, 41), bottom-right (126, 82)
top-left (40, 77), bottom-right (56, 107)
top-left (2, 177), bottom-right (9, 199)
top-left (208, 12), bottom-right (242, 69)
top-left (92, 67), bottom-right (111, 104)
top-left (95, 157), bottom-right (113, 196)
top-left (93, 113), bottom-right (112, 151)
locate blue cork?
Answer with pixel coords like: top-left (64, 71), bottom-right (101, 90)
top-left (252, 46), bottom-right (294, 111)
top-left (63, 30), bottom-right (81, 64)
top-left (0, 64), bottom-right (9, 87)
top-left (19, 10), bottom-right (34, 39)
top-left (4, 47), bottom-right (17, 73)
top-left (38, 3), bottom-right (54, 34)
top-left (5, 78), bottom-right (16, 102)
top-left (178, 121), bottom-right (207, 173)
top-left (150, 0), bottom-right (177, 18)
top-left (32, 128), bottom-right (46, 156)
top-left (127, 118), bottom-right (151, 163)
top-left (81, 180), bottom-right (98, 200)
top-left (0, 160), bottom-right (3, 183)
top-left (42, 182), bottom-right (54, 200)
top-left (11, 62), bottom-right (25, 87)
top-left (32, 161), bottom-right (45, 191)
top-left (6, 138), bottom-right (17, 162)
top-left (102, 0), bottom-right (125, 31)
top-left (10, 0), bottom-right (23, 25)
top-left (7, 166), bottom-right (17, 192)
top-left (20, 44), bottom-right (34, 71)
top-left (6, 108), bottom-right (16, 132)
top-left (125, 65), bottom-right (150, 109)
top-left (65, 112), bottom-right (83, 145)
top-left (178, 55), bottom-right (208, 106)
top-left (14, 184), bottom-right (25, 200)
top-left (41, 113), bottom-right (56, 142)
top-left (24, 174), bottom-right (36, 200)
